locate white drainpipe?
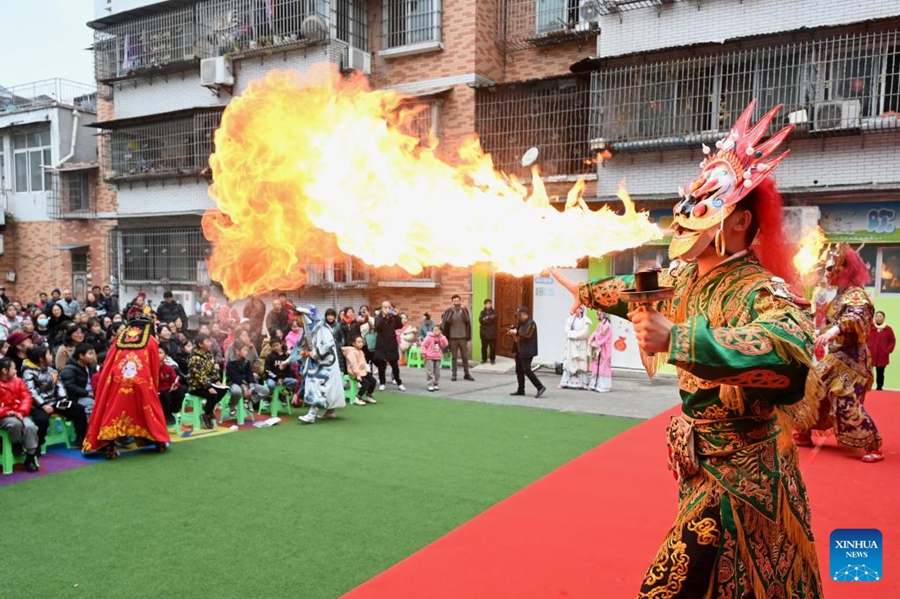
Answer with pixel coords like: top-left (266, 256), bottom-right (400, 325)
top-left (55, 110), bottom-right (80, 167)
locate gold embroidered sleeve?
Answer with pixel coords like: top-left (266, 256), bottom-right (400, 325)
top-left (667, 290), bottom-right (813, 402)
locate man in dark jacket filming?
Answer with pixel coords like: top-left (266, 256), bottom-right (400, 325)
top-left (508, 306), bottom-right (545, 398)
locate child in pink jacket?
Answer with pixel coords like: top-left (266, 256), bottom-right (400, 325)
top-left (421, 325), bottom-right (449, 392)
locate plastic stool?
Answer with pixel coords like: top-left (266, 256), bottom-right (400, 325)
top-left (343, 375), bottom-right (359, 401)
top-left (260, 385), bottom-right (293, 418)
top-left (406, 346), bottom-right (425, 369)
top-left (181, 394), bottom-right (206, 430)
top-left (43, 416), bottom-right (73, 450)
top-left (440, 352), bottom-right (453, 369)
top-left (218, 391), bottom-right (252, 425)
top-left (0, 429), bottom-right (27, 475)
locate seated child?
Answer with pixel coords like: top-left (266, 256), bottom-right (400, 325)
top-left (341, 336), bottom-right (377, 405)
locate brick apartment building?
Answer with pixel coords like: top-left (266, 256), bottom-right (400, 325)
top-left (0, 79), bottom-right (116, 303)
top-left (84, 0), bottom-right (900, 365)
top-left (85, 0), bottom-right (594, 353)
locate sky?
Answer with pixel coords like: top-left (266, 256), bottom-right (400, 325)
top-left (0, 0), bottom-right (96, 87)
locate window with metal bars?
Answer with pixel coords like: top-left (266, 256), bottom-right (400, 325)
top-left (399, 100), bottom-right (442, 145)
top-left (475, 77), bottom-right (594, 179)
top-left (382, 0), bottom-right (442, 50)
top-left (101, 111), bottom-right (222, 182)
top-left (49, 170), bottom-right (96, 219)
top-left (115, 227), bottom-right (211, 285)
top-left (592, 28), bottom-right (900, 152)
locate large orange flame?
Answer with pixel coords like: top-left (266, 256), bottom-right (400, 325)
top-left (793, 227), bottom-right (827, 277)
top-left (203, 65), bottom-right (661, 298)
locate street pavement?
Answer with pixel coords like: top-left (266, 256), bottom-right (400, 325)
top-left (387, 356), bottom-right (680, 420)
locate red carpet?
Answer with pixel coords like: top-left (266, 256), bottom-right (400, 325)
top-left (344, 392), bottom-right (900, 599)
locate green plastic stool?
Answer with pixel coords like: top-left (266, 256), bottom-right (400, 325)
top-left (218, 391), bottom-right (252, 425)
top-left (440, 352), bottom-right (453, 369)
top-left (259, 385), bottom-right (293, 418)
top-left (343, 375), bottom-right (359, 401)
top-left (181, 393), bottom-right (206, 430)
top-left (406, 346), bottom-right (425, 369)
top-left (43, 416), bottom-right (73, 450)
top-left (0, 429), bottom-right (27, 475)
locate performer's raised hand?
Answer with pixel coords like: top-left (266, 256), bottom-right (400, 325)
top-left (548, 268), bottom-right (582, 314)
top-left (628, 307), bottom-right (674, 354)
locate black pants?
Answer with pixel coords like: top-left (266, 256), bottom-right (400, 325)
top-left (515, 355), bottom-right (543, 391)
top-left (374, 359), bottom-right (401, 385)
top-left (31, 403), bottom-right (88, 446)
top-left (876, 366), bottom-right (886, 390)
top-left (481, 337), bottom-right (497, 363)
top-left (190, 388), bottom-right (221, 416)
top-left (357, 373), bottom-right (377, 397)
top-left (159, 388), bottom-right (185, 421)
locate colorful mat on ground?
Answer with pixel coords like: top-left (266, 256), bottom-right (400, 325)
top-left (343, 391), bottom-right (900, 599)
top-left (0, 411), bottom-right (278, 487)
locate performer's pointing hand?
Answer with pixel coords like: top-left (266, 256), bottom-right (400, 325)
top-left (628, 307), bottom-right (674, 354)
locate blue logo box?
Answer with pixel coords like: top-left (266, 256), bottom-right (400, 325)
top-left (830, 529), bottom-right (883, 582)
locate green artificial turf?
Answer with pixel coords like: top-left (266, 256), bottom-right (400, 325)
top-left (0, 394), bottom-right (636, 599)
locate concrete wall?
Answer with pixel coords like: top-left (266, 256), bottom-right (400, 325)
top-left (597, 0), bottom-right (900, 58)
top-left (116, 179), bottom-right (214, 216)
top-left (596, 134), bottom-right (900, 199)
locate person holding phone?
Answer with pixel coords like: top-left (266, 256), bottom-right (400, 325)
top-left (22, 345), bottom-right (88, 448)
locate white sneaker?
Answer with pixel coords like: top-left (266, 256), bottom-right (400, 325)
top-left (378, 384), bottom-right (386, 391)
top-left (352, 398), bottom-right (367, 406)
top-left (427, 385), bottom-right (434, 392)
top-left (299, 407), bottom-right (318, 424)
top-left (433, 385), bottom-right (440, 391)
top-left (398, 384), bottom-right (406, 391)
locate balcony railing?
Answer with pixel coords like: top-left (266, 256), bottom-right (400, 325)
top-left (202, 0), bottom-right (367, 56)
top-left (48, 167), bottom-right (99, 219)
top-left (97, 109), bottom-right (223, 183)
top-left (94, 6), bottom-right (213, 83)
top-left (306, 257), bottom-right (370, 287)
top-left (592, 27), bottom-right (900, 153)
top-left (93, 0), bottom-right (368, 82)
top-left (376, 266), bottom-right (441, 287)
top-left (475, 76), bottom-right (595, 179)
top-left (112, 227), bottom-right (211, 285)
top-left (0, 79), bottom-right (97, 115)
top-left (499, 0), bottom-right (663, 52)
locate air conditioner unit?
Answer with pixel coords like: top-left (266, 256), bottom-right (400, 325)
top-left (576, 0), bottom-right (602, 32)
top-left (812, 100), bottom-right (861, 132)
top-left (171, 290), bottom-right (197, 316)
top-left (200, 56), bottom-right (234, 89)
top-left (346, 47), bottom-right (372, 75)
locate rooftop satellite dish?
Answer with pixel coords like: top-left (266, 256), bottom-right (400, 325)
top-left (300, 15), bottom-right (328, 41)
top-left (579, 0), bottom-right (602, 21)
top-left (521, 147), bottom-right (540, 167)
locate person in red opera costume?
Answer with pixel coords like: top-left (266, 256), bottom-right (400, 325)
top-left (82, 315), bottom-right (170, 458)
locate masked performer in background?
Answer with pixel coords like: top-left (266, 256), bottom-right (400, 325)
top-left (794, 243), bottom-right (884, 462)
top-left (286, 307), bottom-right (346, 424)
top-left (83, 313), bottom-right (169, 458)
top-left (553, 101), bottom-right (823, 598)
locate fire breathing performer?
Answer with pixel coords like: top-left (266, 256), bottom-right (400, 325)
top-left (285, 307), bottom-right (346, 424)
top-left (83, 311), bottom-right (170, 459)
top-left (793, 243), bottom-right (884, 462)
top-left (552, 101), bottom-right (823, 598)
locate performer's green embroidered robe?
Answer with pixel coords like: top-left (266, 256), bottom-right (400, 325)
top-left (579, 252), bottom-right (823, 599)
